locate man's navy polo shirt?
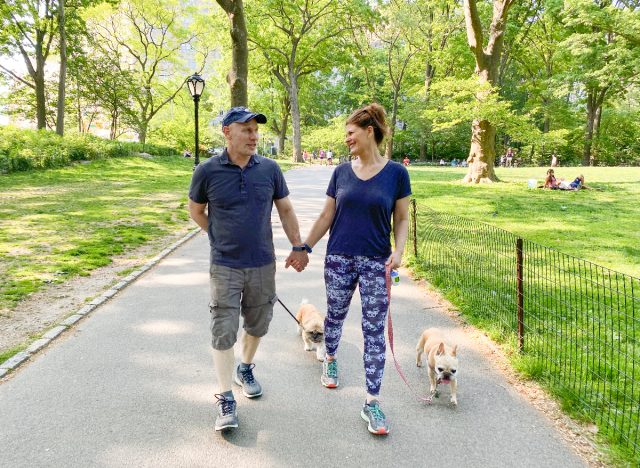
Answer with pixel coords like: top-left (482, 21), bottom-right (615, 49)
top-left (189, 150), bottom-right (289, 268)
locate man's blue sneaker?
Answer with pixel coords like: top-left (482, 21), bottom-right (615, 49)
top-left (361, 400), bottom-right (390, 435)
top-left (214, 393), bottom-right (238, 431)
top-left (321, 358), bottom-right (339, 388)
top-left (234, 363), bottom-right (263, 398)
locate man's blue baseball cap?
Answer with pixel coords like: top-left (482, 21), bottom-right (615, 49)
top-left (222, 106), bottom-right (267, 127)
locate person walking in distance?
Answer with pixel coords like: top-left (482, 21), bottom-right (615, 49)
top-left (189, 106), bottom-right (309, 432)
top-left (295, 103), bottom-right (411, 435)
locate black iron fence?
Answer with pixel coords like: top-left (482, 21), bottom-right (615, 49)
top-left (409, 201), bottom-right (640, 460)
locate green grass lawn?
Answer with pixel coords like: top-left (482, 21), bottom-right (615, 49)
top-left (408, 165), bottom-right (640, 278)
top-left (0, 155), bottom-right (196, 313)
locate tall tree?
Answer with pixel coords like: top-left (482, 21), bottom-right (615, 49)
top-left (55, 0), bottom-right (66, 135)
top-left (216, 0), bottom-right (248, 107)
top-left (346, 16), bottom-right (383, 103)
top-left (462, 0), bottom-right (515, 183)
top-left (375, 0), bottom-right (423, 158)
top-left (562, 0), bottom-right (640, 165)
top-left (0, 0), bottom-right (58, 129)
top-left (71, 51), bottom-right (136, 139)
top-left (512, 2), bottom-right (565, 135)
top-left (416, 0), bottom-right (463, 159)
top-left (84, 0), bottom-right (211, 143)
top-left (248, 55), bottom-right (291, 155)
top-left (248, 0), bottom-right (373, 162)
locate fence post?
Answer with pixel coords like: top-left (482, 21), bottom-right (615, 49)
top-left (516, 238), bottom-right (524, 353)
top-left (411, 198), bottom-right (417, 257)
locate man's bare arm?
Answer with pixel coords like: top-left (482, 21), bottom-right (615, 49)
top-left (274, 196), bottom-right (308, 271)
top-left (274, 196), bottom-right (303, 245)
top-left (188, 199), bottom-right (208, 230)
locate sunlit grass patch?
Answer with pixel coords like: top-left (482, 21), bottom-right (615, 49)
top-left (408, 165), bottom-right (640, 277)
top-left (0, 155), bottom-right (196, 310)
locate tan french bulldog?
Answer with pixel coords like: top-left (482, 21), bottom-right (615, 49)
top-left (296, 300), bottom-right (325, 361)
top-left (416, 328), bottom-right (459, 406)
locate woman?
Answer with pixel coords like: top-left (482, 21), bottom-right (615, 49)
top-left (301, 103), bottom-right (411, 435)
top-left (543, 168), bottom-right (558, 189)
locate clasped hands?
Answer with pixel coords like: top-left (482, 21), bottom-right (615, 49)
top-left (285, 250), bottom-right (309, 272)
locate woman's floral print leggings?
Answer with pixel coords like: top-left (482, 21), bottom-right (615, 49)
top-left (324, 254), bottom-right (389, 396)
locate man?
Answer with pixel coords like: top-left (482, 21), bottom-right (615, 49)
top-left (188, 106), bottom-right (310, 432)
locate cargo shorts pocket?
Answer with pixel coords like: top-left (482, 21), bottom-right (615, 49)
top-left (242, 295), bottom-right (277, 338)
top-left (241, 262), bottom-right (277, 337)
top-left (209, 264), bottom-right (242, 350)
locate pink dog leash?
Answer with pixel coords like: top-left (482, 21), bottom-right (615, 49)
top-left (385, 264), bottom-right (433, 404)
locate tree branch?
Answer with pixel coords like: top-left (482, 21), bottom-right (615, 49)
top-left (0, 64), bottom-right (35, 89)
top-left (486, 0), bottom-right (514, 57)
top-left (464, 0), bottom-right (484, 56)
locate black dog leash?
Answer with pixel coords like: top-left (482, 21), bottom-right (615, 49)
top-left (278, 298), bottom-right (300, 325)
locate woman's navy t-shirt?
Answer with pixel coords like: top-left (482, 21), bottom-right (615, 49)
top-left (326, 160), bottom-right (412, 257)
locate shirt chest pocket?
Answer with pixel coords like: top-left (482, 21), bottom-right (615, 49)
top-left (252, 182), bottom-right (273, 202)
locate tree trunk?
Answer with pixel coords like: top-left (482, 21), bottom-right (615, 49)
top-left (542, 98), bottom-right (550, 133)
top-left (463, 119), bottom-right (498, 183)
top-left (34, 40), bottom-right (47, 130)
top-left (425, 61), bottom-right (435, 92)
top-left (56, 0), bottom-right (66, 136)
top-left (464, 70), bottom-right (499, 183)
top-left (419, 137), bottom-right (426, 161)
top-left (278, 115), bottom-right (288, 156)
top-left (582, 87), bottom-right (607, 166)
top-left (138, 122), bottom-right (147, 145)
top-left (76, 73), bottom-right (83, 133)
top-left (583, 91), bottom-right (603, 166)
top-left (583, 93), bottom-right (596, 166)
top-left (385, 89), bottom-right (399, 159)
top-left (462, 0), bottom-right (513, 183)
top-left (228, 3), bottom-right (248, 107)
top-left (110, 110), bottom-right (119, 140)
top-left (217, 0), bottom-right (248, 107)
top-left (590, 103), bottom-right (604, 166)
top-left (289, 72), bottom-right (303, 163)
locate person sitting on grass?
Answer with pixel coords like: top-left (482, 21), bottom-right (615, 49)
top-left (558, 174), bottom-right (591, 191)
top-left (541, 168), bottom-right (559, 189)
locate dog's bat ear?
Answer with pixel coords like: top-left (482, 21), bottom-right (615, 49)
top-left (451, 345), bottom-right (458, 356)
top-left (437, 342), bottom-right (445, 355)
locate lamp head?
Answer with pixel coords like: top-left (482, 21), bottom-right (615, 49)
top-left (187, 73), bottom-right (205, 98)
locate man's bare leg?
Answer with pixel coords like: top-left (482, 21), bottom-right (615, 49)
top-left (212, 348), bottom-right (235, 394)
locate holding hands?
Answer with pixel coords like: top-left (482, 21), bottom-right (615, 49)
top-left (285, 249), bottom-right (309, 272)
top-left (285, 243), bottom-right (312, 272)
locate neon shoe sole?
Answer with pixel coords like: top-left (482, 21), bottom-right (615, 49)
top-left (361, 410), bottom-right (390, 435)
top-left (320, 377), bottom-right (338, 388)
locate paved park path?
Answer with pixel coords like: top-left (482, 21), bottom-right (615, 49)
top-left (0, 165), bottom-right (587, 467)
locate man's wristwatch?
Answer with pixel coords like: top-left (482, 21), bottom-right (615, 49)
top-left (292, 243), bottom-right (312, 253)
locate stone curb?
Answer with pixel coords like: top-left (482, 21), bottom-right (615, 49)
top-left (0, 228), bottom-right (202, 378)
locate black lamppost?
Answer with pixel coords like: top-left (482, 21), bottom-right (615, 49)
top-left (186, 73), bottom-right (205, 169)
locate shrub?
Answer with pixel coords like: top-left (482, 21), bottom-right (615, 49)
top-left (0, 126), bottom-right (178, 174)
